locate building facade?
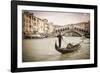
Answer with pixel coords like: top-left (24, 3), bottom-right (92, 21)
top-left (22, 11), bottom-right (54, 38)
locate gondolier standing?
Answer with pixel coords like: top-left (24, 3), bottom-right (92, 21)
top-left (57, 32), bottom-right (63, 48)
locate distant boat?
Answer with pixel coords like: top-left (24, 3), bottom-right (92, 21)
top-left (55, 42), bottom-right (81, 54)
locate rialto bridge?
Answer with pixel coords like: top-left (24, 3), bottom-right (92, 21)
top-left (54, 24), bottom-right (90, 37)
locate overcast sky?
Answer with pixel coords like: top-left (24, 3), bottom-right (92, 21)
top-left (28, 10), bottom-right (90, 26)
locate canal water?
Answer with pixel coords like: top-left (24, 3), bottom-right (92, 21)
top-left (22, 37), bottom-right (90, 62)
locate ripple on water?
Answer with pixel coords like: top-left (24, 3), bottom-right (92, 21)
top-left (22, 37), bottom-right (90, 62)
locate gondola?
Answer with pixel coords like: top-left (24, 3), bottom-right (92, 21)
top-left (55, 42), bottom-right (81, 54)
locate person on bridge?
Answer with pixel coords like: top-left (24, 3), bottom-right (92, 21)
top-left (57, 32), bottom-right (63, 48)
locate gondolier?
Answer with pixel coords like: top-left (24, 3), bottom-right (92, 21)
top-left (55, 32), bottom-right (81, 54)
top-left (57, 32), bottom-right (63, 47)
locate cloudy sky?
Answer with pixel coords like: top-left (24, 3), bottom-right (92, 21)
top-left (28, 10), bottom-right (90, 26)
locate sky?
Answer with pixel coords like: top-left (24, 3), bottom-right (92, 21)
top-left (28, 10), bottom-right (90, 26)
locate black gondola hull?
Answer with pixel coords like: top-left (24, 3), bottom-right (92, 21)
top-left (55, 42), bottom-right (80, 54)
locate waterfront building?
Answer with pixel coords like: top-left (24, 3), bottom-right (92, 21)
top-left (42, 19), bottom-right (49, 34)
top-left (23, 11), bottom-right (54, 38)
top-left (22, 11), bottom-right (33, 36)
top-left (48, 22), bottom-right (54, 34)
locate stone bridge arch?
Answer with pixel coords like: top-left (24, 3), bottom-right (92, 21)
top-left (62, 30), bottom-right (84, 37)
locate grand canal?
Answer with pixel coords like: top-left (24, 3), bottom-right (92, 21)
top-left (22, 37), bottom-right (90, 62)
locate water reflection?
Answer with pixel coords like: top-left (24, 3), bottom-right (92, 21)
top-left (22, 37), bottom-right (90, 62)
